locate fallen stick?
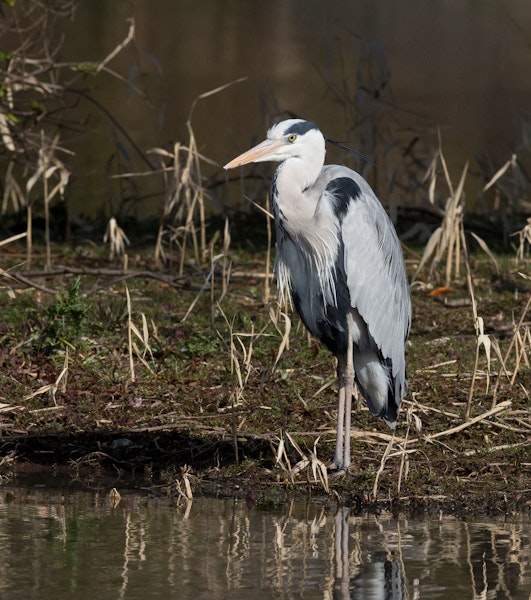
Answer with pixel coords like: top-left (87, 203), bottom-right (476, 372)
top-left (464, 439), bottom-right (530, 456)
top-left (0, 268), bottom-right (57, 295)
top-left (0, 266), bottom-right (191, 295)
top-left (406, 400), bottom-right (512, 446)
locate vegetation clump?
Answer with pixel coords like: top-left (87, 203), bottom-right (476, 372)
top-left (33, 276), bottom-right (88, 354)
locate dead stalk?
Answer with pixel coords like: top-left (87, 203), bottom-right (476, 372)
top-left (462, 225), bottom-right (482, 418)
top-left (217, 304), bottom-right (250, 406)
top-left (414, 151), bottom-right (468, 285)
top-left (24, 346), bottom-right (69, 405)
top-left (397, 405), bottom-right (419, 495)
top-left (182, 247), bottom-right (231, 323)
top-left (174, 466), bottom-right (194, 501)
top-left (491, 294), bottom-right (531, 406)
top-left (513, 218), bottom-right (531, 262)
top-left (276, 432), bottom-right (329, 493)
top-left (26, 204), bottom-right (32, 268)
top-left (268, 306), bottom-right (292, 374)
top-left (221, 217), bottom-right (231, 301)
top-left (263, 196), bottom-right (273, 303)
top-left (0, 232), bottom-right (26, 248)
top-left (24, 132), bottom-right (71, 270)
top-left (104, 217), bottom-right (130, 260)
top-left (151, 80), bottom-right (245, 271)
top-left (125, 285), bottom-right (157, 383)
top-left (125, 285), bottom-right (135, 383)
top-left (372, 433), bottom-right (396, 500)
top-left (208, 218), bottom-right (232, 323)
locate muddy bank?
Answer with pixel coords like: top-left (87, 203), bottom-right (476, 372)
top-left (0, 244), bottom-right (530, 515)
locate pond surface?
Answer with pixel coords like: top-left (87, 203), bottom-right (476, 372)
top-left (55, 0), bottom-right (531, 218)
top-left (1, 474), bottom-right (530, 599)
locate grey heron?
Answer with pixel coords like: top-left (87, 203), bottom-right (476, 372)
top-left (224, 119), bottom-right (411, 473)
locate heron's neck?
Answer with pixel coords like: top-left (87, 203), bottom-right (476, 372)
top-left (273, 156), bottom-right (322, 226)
top-left (272, 155), bottom-right (339, 310)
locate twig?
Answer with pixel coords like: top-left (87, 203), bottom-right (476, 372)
top-left (95, 18), bottom-right (135, 74)
top-left (406, 400), bottom-right (512, 446)
top-left (1, 267), bottom-right (190, 294)
top-left (0, 267), bottom-right (58, 294)
top-left (464, 439), bottom-right (530, 456)
top-left (372, 434), bottom-right (396, 499)
top-left (0, 232), bottom-right (27, 247)
top-left (181, 270), bottom-right (212, 322)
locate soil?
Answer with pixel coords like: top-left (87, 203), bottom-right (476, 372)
top-left (1, 232), bottom-right (530, 516)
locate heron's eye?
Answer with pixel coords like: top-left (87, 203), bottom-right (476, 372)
top-left (287, 134), bottom-right (297, 143)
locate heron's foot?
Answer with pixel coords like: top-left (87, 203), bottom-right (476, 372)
top-left (328, 467), bottom-right (347, 479)
top-left (327, 460), bottom-right (356, 478)
top-left (328, 459), bottom-right (340, 472)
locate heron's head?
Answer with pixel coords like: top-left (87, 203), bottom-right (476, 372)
top-left (224, 119), bottom-right (326, 170)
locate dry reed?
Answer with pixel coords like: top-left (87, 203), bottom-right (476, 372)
top-left (125, 284), bottom-right (156, 383)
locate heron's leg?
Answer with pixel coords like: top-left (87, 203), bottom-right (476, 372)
top-left (342, 342), bottom-right (354, 471)
top-left (331, 352), bottom-right (354, 472)
top-left (331, 317), bottom-right (356, 474)
top-left (331, 357), bottom-right (346, 470)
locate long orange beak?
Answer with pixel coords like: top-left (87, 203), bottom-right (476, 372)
top-left (223, 138), bottom-right (282, 170)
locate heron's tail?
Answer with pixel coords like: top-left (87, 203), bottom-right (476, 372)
top-left (354, 355), bottom-right (407, 429)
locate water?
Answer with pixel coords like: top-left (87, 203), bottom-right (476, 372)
top-left (1, 476), bottom-right (530, 599)
top-left (49, 0), bottom-right (531, 218)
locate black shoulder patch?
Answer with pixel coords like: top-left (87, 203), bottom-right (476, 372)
top-left (285, 120), bottom-right (318, 136)
top-left (325, 177), bottom-right (362, 219)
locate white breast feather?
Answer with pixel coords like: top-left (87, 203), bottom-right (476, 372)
top-left (275, 200), bottom-right (341, 313)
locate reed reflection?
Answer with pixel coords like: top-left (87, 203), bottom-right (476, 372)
top-left (0, 488), bottom-right (530, 599)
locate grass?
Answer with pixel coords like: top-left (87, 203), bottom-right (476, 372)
top-left (0, 235), bottom-right (529, 513)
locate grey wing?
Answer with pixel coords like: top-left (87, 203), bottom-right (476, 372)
top-left (340, 172), bottom-right (411, 395)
